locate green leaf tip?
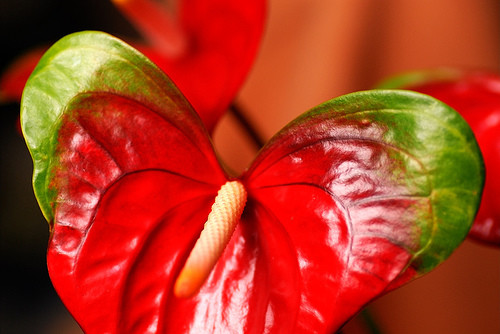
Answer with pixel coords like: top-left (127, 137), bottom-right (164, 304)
top-left (266, 89), bottom-right (484, 273)
top-left (20, 30), bottom-right (196, 223)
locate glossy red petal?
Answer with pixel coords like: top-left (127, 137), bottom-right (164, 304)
top-left (46, 93), bottom-right (227, 332)
top-left (239, 90), bottom-right (483, 331)
top-left (244, 139), bottom-right (421, 332)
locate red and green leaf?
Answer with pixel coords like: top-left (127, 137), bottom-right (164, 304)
top-left (378, 68), bottom-right (500, 246)
top-left (47, 93), bottom-right (227, 332)
top-left (21, 33), bottom-right (484, 333)
top-left (21, 31), bottom-right (222, 223)
top-left (242, 90), bottom-right (484, 330)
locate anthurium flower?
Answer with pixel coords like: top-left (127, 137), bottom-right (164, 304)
top-left (1, 0), bottom-right (265, 132)
top-left (21, 32), bottom-right (484, 333)
top-left (378, 68), bottom-right (500, 246)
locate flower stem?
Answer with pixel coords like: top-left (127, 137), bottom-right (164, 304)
top-left (360, 309), bottom-right (383, 334)
top-left (229, 103), bottom-right (266, 149)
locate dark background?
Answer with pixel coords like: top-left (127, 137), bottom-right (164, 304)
top-left (0, 1), bottom-right (138, 332)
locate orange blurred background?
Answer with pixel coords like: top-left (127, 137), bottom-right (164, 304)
top-left (0, 0), bottom-right (499, 333)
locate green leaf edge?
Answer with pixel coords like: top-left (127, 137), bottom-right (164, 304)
top-left (20, 31), bottom-right (204, 224)
top-left (260, 89), bottom-right (485, 274)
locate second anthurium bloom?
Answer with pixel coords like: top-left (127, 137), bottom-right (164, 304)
top-left (1, 0), bottom-right (265, 133)
top-left (21, 32), bottom-right (484, 333)
top-left (111, 0), bottom-right (266, 132)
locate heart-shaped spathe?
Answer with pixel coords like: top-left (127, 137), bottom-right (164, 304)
top-left (21, 32), bottom-right (484, 333)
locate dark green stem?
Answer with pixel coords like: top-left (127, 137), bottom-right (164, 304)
top-left (335, 309), bottom-right (383, 334)
top-left (359, 309), bottom-right (383, 334)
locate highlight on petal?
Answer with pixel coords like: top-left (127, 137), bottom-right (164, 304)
top-left (26, 79), bottom-right (227, 333)
top-left (242, 90), bottom-right (484, 331)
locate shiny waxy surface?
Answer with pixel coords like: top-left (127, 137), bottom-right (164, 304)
top-left (379, 69), bottom-right (500, 245)
top-left (21, 33), bottom-right (484, 333)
